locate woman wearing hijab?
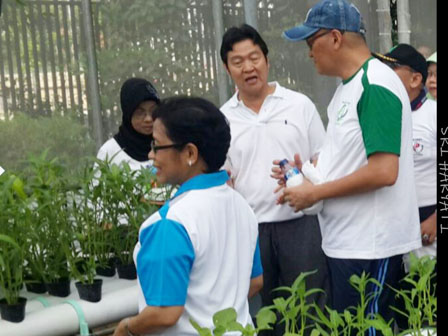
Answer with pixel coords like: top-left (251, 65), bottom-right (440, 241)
top-left (97, 78), bottom-right (160, 170)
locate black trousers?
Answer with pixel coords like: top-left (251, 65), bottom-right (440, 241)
top-left (258, 215), bottom-right (330, 336)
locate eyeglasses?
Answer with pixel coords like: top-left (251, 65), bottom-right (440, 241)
top-left (133, 110), bottom-right (153, 120)
top-left (306, 30), bottom-right (332, 49)
top-left (151, 140), bottom-right (184, 154)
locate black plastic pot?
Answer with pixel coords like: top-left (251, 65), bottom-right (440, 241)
top-left (96, 258), bottom-right (116, 277)
top-left (0, 297), bottom-right (27, 323)
top-left (25, 281), bottom-right (47, 294)
top-left (46, 278), bottom-right (71, 297)
top-left (75, 279), bottom-right (103, 302)
top-left (116, 262), bottom-right (137, 280)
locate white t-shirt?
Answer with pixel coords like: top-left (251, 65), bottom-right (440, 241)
top-left (316, 58), bottom-right (421, 260)
top-left (412, 99), bottom-right (437, 207)
top-left (221, 82), bottom-right (326, 223)
top-left (411, 98), bottom-right (437, 259)
top-left (96, 138), bottom-right (153, 171)
top-left (134, 171), bottom-right (262, 335)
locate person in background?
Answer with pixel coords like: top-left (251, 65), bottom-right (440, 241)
top-left (219, 23), bottom-right (329, 335)
top-left (374, 43), bottom-right (437, 331)
top-left (113, 96), bottom-right (263, 336)
top-left (96, 77), bottom-right (160, 170)
top-left (417, 45), bottom-right (432, 59)
top-left (280, 1), bottom-right (421, 334)
top-left (426, 52), bottom-right (437, 100)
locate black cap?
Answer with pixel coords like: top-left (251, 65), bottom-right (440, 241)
top-left (373, 44), bottom-right (428, 83)
top-left (120, 78), bottom-right (160, 123)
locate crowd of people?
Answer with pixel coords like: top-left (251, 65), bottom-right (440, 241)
top-left (92, 1), bottom-right (437, 335)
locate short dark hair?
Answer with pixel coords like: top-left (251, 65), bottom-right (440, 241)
top-left (152, 96), bottom-right (231, 173)
top-left (220, 24), bottom-right (269, 66)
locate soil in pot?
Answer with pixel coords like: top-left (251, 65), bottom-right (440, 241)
top-left (96, 258), bottom-right (116, 277)
top-left (75, 279), bottom-right (103, 302)
top-left (116, 262), bottom-right (137, 280)
top-left (0, 297), bottom-right (27, 323)
top-left (46, 277), bottom-right (71, 297)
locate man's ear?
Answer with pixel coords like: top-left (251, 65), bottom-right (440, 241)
top-left (410, 72), bottom-right (423, 90)
top-left (331, 29), bottom-right (344, 50)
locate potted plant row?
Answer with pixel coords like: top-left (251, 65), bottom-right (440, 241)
top-left (0, 153), bottom-right (163, 322)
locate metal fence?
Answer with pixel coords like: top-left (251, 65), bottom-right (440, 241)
top-left (0, 0), bottom-right (88, 119)
top-left (0, 0), bottom-right (437, 147)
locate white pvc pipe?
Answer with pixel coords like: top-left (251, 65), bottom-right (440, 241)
top-left (0, 277), bottom-right (139, 336)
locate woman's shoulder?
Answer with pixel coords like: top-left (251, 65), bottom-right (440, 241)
top-left (96, 138), bottom-right (121, 159)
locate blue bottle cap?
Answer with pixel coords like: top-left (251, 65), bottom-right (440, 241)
top-left (279, 159), bottom-right (289, 168)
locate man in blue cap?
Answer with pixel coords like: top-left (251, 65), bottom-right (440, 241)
top-left (276, 0), bottom-right (422, 331)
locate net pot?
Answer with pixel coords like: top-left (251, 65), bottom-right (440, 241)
top-left (75, 279), bottom-right (103, 302)
top-left (116, 262), bottom-right (137, 280)
top-left (25, 281), bottom-right (47, 294)
top-left (96, 258), bottom-right (116, 277)
top-left (0, 297), bottom-right (27, 323)
top-left (46, 278), bottom-right (71, 297)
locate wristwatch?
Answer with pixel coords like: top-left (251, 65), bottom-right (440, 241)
top-left (125, 318), bottom-right (139, 336)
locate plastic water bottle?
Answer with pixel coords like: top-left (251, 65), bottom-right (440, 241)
top-left (279, 159), bottom-right (303, 187)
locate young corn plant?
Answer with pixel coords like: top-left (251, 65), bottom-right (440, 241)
top-left (24, 152), bottom-right (74, 284)
top-left (94, 160), bottom-right (158, 267)
top-left (0, 173), bottom-right (27, 304)
top-left (68, 162), bottom-right (112, 284)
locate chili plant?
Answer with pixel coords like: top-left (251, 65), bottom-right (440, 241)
top-left (391, 253), bottom-right (437, 336)
top-left (310, 272), bottom-right (394, 336)
top-left (191, 306), bottom-right (277, 336)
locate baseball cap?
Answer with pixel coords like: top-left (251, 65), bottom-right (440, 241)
top-left (283, 0), bottom-right (366, 42)
top-left (373, 44), bottom-right (428, 83)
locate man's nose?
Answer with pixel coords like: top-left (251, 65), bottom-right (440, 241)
top-left (242, 60), bottom-right (255, 72)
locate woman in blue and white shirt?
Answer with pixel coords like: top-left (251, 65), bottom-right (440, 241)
top-left (113, 97), bottom-right (263, 336)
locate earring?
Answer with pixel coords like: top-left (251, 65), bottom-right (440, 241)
top-left (188, 160), bottom-right (192, 167)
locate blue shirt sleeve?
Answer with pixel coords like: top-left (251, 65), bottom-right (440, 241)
top-left (251, 238), bottom-right (263, 278)
top-left (136, 218), bottom-right (195, 306)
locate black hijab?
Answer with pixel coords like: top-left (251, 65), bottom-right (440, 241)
top-left (114, 78), bottom-right (160, 162)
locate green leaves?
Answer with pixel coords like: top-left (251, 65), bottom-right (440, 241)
top-left (191, 306), bottom-right (275, 336)
top-left (0, 234), bottom-right (25, 304)
top-left (190, 259), bottom-right (436, 336)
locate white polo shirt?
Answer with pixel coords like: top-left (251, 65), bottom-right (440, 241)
top-left (316, 58), bottom-right (421, 260)
top-left (134, 171), bottom-right (262, 335)
top-left (411, 98), bottom-right (437, 259)
top-left (412, 99), bottom-right (437, 207)
top-left (221, 82), bottom-right (326, 223)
